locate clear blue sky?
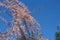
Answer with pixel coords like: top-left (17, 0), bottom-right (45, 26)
top-left (0, 0), bottom-right (60, 40)
top-left (20, 0), bottom-right (60, 40)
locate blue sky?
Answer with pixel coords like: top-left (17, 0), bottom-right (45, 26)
top-left (20, 0), bottom-right (60, 40)
top-left (0, 0), bottom-right (60, 40)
